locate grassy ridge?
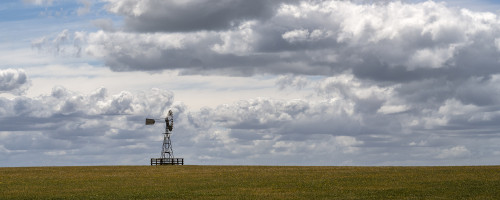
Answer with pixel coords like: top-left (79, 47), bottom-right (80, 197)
top-left (1, 165), bottom-right (499, 199)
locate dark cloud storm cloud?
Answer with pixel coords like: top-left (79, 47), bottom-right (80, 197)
top-left (105, 0), bottom-right (297, 32)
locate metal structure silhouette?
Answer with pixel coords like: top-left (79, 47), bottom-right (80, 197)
top-left (146, 110), bottom-right (183, 165)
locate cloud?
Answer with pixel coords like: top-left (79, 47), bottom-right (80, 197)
top-left (11, 0), bottom-right (500, 166)
top-left (0, 86), bottom-right (174, 122)
top-left (77, 0), bottom-right (92, 16)
top-left (71, 0), bottom-right (500, 81)
top-left (0, 85), bottom-right (177, 166)
top-left (31, 29), bottom-right (83, 56)
top-left (436, 146), bottom-right (471, 159)
top-left (92, 19), bottom-right (115, 32)
top-left (2, 72), bottom-right (500, 166)
top-left (275, 74), bottom-right (308, 90)
top-left (0, 81), bottom-right (372, 165)
top-left (104, 0), bottom-right (296, 32)
top-left (179, 97), bottom-right (365, 165)
top-left (282, 29), bottom-right (332, 43)
top-left (0, 69), bottom-right (30, 95)
top-left (22, 0), bottom-right (54, 5)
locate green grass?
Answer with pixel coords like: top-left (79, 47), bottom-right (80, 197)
top-left (1, 165), bottom-right (499, 199)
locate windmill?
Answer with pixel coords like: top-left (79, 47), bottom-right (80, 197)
top-left (146, 110), bottom-right (184, 165)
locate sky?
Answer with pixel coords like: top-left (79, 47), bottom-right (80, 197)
top-left (2, 0), bottom-right (500, 167)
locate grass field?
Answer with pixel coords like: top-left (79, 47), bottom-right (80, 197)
top-left (1, 165), bottom-right (499, 199)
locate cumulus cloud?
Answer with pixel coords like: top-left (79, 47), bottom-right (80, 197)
top-left (0, 86), bottom-right (178, 166)
top-left (2, 75), bottom-right (500, 166)
top-left (0, 69), bottom-right (30, 95)
top-left (0, 84), bottom-right (364, 165)
top-left (179, 97), bottom-right (366, 165)
top-left (67, 0), bottom-right (500, 81)
top-left (177, 83), bottom-right (500, 165)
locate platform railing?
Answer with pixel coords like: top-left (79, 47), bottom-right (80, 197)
top-left (150, 158), bottom-right (184, 165)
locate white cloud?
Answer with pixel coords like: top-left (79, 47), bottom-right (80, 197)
top-left (0, 84), bottom-right (179, 165)
top-left (275, 74), bottom-right (308, 90)
top-left (0, 69), bottom-right (30, 95)
top-left (282, 29), bottom-right (310, 43)
top-left (377, 105), bottom-right (408, 114)
top-left (436, 145), bottom-right (471, 159)
top-left (212, 21), bottom-right (257, 55)
top-left (23, 0), bottom-right (54, 5)
top-left (77, 0), bottom-right (92, 16)
top-left (91, 19), bottom-right (115, 32)
top-left (407, 47), bottom-right (456, 69)
top-left (30, 29), bottom-right (83, 56)
top-left (1, 85), bottom-right (174, 118)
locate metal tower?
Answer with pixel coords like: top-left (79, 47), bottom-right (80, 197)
top-left (161, 110), bottom-right (174, 159)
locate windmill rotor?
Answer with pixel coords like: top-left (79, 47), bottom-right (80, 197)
top-left (166, 110), bottom-right (173, 132)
